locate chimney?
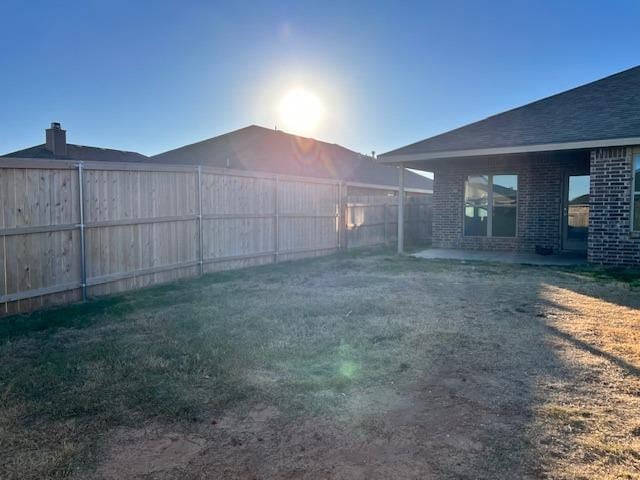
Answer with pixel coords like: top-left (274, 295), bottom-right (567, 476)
top-left (45, 122), bottom-right (67, 156)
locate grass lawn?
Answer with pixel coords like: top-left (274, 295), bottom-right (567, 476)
top-left (1, 249), bottom-right (639, 479)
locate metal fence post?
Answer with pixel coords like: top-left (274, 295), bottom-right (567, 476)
top-left (397, 165), bottom-right (405, 254)
top-left (339, 181), bottom-right (348, 251)
top-left (384, 202), bottom-right (388, 246)
top-left (274, 176), bottom-right (279, 263)
top-left (77, 162), bottom-right (87, 301)
top-left (197, 166), bottom-right (204, 276)
top-left (337, 181), bottom-right (342, 250)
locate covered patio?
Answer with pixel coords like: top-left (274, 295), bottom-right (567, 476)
top-left (381, 66), bottom-right (640, 266)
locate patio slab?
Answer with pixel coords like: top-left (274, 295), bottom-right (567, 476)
top-left (412, 248), bottom-right (588, 266)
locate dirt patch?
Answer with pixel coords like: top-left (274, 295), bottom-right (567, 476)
top-left (183, 371), bottom-right (511, 479)
top-left (215, 404), bottom-right (281, 433)
top-left (95, 428), bottom-right (205, 479)
top-left (191, 406), bottom-right (443, 479)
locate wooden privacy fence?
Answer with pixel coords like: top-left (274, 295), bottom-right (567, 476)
top-left (0, 158), bottom-right (430, 316)
top-left (346, 194), bottom-right (432, 249)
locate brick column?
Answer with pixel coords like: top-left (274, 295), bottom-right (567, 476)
top-left (589, 147), bottom-right (640, 266)
top-left (432, 169), bottom-right (464, 248)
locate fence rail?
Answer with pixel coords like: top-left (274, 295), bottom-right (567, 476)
top-left (0, 158), bottom-right (430, 315)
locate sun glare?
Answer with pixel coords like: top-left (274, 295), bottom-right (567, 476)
top-left (278, 87), bottom-right (324, 136)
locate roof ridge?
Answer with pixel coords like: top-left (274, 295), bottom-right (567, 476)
top-left (253, 124), bottom-right (375, 160)
top-left (154, 124), bottom-right (374, 160)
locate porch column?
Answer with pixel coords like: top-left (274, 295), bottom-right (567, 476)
top-left (397, 164), bottom-right (405, 254)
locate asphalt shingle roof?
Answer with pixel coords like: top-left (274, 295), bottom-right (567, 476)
top-left (3, 126), bottom-right (432, 190)
top-left (152, 125), bottom-right (432, 190)
top-left (3, 143), bottom-right (149, 163)
top-left (382, 66), bottom-right (640, 158)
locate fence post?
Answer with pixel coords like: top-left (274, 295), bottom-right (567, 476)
top-left (384, 202), bottom-right (388, 246)
top-left (197, 166), bottom-right (204, 276)
top-left (339, 181), bottom-right (348, 251)
top-left (274, 176), bottom-right (279, 263)
top-left (397, 165), bottom-right (405, 254)
top-left (77, 162), bottom-right (87, 301)
top-left (337, 181), bottom-right (341, 250)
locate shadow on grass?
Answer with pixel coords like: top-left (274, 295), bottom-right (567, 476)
top-left (0, 296), bottom-right (129, 342)
top-left (555, 265), bottom-right (640, 307)
top-left (0, 253), bottom-right (335, 342)
top-left (544, 323), bottom-right (640, 378)
top-left (569, 265), bottom-right (640, 286)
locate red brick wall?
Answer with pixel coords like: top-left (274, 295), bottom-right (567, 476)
top-left (432, 153), bottom-right (589, 253)
top-left (589, 147), bottom-right (640, 266)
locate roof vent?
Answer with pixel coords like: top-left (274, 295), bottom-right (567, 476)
top-left (45, 122), bottom-right (67, 157)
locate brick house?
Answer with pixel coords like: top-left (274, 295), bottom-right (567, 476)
top-left (379, 66), bottom-right (640, 266)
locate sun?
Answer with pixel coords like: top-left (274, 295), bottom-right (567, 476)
top-left (278, 87), bottom-right (324, 136)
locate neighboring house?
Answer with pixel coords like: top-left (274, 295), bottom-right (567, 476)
top-left (3, 123), bottom-right (432, 194)
top-left (3, 123), bottom-right (149, 163)
top-left (152, 125), bottom-right (432, 193)
top-left (380, 66), bottom-right (640, 266)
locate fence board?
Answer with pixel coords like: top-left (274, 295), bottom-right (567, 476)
top-left (276, 178), bottom-right (339, 262)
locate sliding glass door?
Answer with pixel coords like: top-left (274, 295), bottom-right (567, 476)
top-left (563, 175), bottom-right (589, 252)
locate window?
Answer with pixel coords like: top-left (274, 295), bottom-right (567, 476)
top-left (464, 176), bottom-right (489, 236)
top-left (634, 154), bottom-right (640, 231)
top-left (492, 175), bottom-right (518, 237)
top-left (464, 174), bottom-right (517, 237)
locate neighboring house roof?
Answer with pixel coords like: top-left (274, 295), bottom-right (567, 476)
top-left (152, 125), bottom-right (432, 190)
top-left (381, 65), bottom-right (640, 162)
top-left (569, 193), bottom-right (590, 206)
top-left (3, 143), bottom-right (149, 163)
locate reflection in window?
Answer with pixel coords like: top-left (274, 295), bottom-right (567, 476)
top-left (567, 175), bottom-right (590, 240)
top-left (464, 174), bottom-right (518, 237)
top-left (464, 175), bottom-right (488, 236)
top-left (493, 175), bottom-right (517, 237)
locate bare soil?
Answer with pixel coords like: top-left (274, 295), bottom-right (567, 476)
top-left (1, 249), bottom-right (639, 479)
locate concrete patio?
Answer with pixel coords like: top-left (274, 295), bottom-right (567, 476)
top-left (412, 248), bottom-right (588, 266)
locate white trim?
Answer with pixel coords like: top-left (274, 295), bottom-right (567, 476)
top-left (378, 137), bottom-right (640, 164)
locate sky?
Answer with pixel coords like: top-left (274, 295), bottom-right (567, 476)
top-left (1, 0), bottom-right (639, 158)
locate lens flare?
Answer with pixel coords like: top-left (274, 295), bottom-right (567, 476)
top-left (339, 361), bottom-right (357, 378)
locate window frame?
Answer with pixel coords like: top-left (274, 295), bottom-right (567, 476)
top-left (463, 174), bottom-right (518, 238)
top-left (633, 150), bottom-right (640, 232)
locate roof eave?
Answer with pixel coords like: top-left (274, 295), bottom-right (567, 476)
top-left (378, 136), bottom-right (640, 164)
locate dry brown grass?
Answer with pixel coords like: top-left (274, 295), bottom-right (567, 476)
top-left (0, 249), bottom-right (639, 479)
top-left (531, 284), bottom-right (640, 479)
